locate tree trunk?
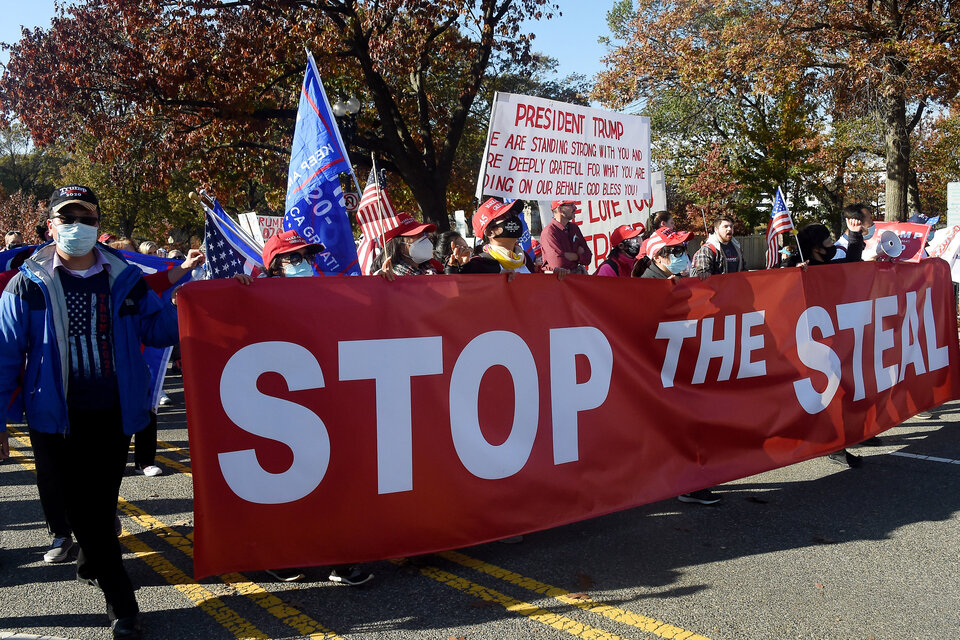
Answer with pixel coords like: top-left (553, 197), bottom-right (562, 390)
top-left (403, 168), bottom-right (451, 232)
top-left (907, 168), bottom-right (922, 216)
top-left (882, 90), bottom-right (910, 222)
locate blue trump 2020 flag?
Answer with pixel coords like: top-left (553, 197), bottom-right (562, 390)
top-left (283, 52), bottom-right (361, 276)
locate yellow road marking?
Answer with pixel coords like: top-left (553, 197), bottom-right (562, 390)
top-left (150, 436), bottom-right (711, 640)
top-left (6, 428), bottom-right (343, 640)
top-left (394, 559), bottom-right (633, 640)
top-left (5, 431), bottom-right (268, 639)
top-left (438, 551), bottom-right (710, 640)
top-left (152, 438), bottom-right (711, 640)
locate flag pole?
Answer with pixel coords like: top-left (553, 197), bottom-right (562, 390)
top-left (779, 186), bottom-right (804, 264)
top-left (474, 91), bottom-right (499, 202)
top-left (306, 48), bottom-right (363, 197)
top-left (370, 153), bottom-right (392, 270)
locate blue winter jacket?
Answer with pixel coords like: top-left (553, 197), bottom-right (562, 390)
top-left (0, 243), bottom-right (179, 435)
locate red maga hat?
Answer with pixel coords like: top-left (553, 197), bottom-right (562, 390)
top-left (551, 200), bottom-right (580, 212)
top-left (472, 198), bottom-right (521, 238)
top-left (385, 212), bottom-right (437, 241)
top-left (262, 230), bottom-right (325, 267)
top-left (610, 224), bottom-right (645, 247)
top-left (645, 227), bottom-right (692, 257)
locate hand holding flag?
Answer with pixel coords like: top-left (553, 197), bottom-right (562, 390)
top-left (766, 187), bottom-right (796, 268)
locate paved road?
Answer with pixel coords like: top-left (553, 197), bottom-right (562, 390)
top-left (2, 374), bottom-right (958, 640)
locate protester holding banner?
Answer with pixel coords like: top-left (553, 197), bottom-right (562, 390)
top-left (595, 224), bottom-right (644, 277)
top-left (691, 215), bottom-right (744, 279)
top-left (229, 229), bottom-right (373, 586)
top-left (539, 200), bottom-right (592, 274)
top-left (455, 199), bottom-right (538, 275)
top-left (258, 229), bottom-right (326, 278)
top-left (0, 185), bottom-right (179, 639)
top-left (638, 227), bottom-right (692, 279)
top-left (371, 212), bottom-right (440, 279)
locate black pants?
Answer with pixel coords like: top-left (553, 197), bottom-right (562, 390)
top-left (30, 408), bottom-right (139, 620)
top-left (30, 430), bottom-right (72, 539)
top-left (133, 411), bottom-right (158, 469)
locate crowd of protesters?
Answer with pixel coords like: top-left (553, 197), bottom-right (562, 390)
top-left (0, 184), bottom-right (937, 639)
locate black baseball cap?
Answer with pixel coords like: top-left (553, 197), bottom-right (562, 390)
top-left (49, 185), bottom-right (100, 216)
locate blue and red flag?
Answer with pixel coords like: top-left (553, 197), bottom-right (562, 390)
top-left (282, 52), bottom-right (360, 276)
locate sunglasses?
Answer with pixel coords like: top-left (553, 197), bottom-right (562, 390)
top-left (662, 245), bottom-right (687, 257)
top-left (281, 252), bottom-right (312, 265)
top-left (53, 214), bottom-right (100, 226)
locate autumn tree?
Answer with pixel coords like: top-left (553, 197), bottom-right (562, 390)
top-left (0, 123), bottom-right (66, 200)
top-left (595, 0), bottom-right (960, 222)
top-left (0, 0), bottom-right (559, 230)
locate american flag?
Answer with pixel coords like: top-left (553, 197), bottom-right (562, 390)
top-left (356, 169), bottom-right (400, 274)
top-left (765, 187), bottom-right (795, 269)
top-left (202, 199), bottom-right (265, 278)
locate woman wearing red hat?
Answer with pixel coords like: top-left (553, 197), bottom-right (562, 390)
top-left (595, 224), bottom-right (644, 277)
top-left (637, 227), bottom-right (693, 279)
top-left (234, 230), bottom-right (375, 585)
top-left (372, 212), bottom-right (441, 280)
top-left (261, 229), bottom-right (326, 278)
top-left (454, 199), bottom-right (564, 277)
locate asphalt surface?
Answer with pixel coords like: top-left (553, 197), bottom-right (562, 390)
top-left (2, 374), bottom-right (959, 640)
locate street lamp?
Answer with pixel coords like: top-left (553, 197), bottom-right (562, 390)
top-left (332, 96), bottom-right (361, 147)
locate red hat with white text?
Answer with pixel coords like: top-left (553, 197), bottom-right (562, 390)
top-left (610, 224), bottom-right (645, 247)
top-left (645, 227), bottom-right (692, 257)
top-left (472, 198), bottom-right (522, 238)
top-left (262, 230), bottom-right (325, 268)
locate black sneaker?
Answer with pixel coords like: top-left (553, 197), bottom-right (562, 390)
top-left (111, 614), bottom-right (143, 640)
top-left (266, 568), bottom-right (305, 582)
top-left (328, 566), bottom-right (373, 586)
top-left (677, 489), bottom-right (721, 505)
top-left (861, 436), bottom-right (883, 446)
top-left (826, 449), bottom-right (861, 468)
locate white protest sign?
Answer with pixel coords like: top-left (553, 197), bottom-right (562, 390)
top-left (477, 92), bottom-right (651, 201)
top-left (238, 213), bottom-right (284, 248)
top-left (948, 182), bottom-right (960, 228)
top-left (928, 225), bottom-right (960, 283)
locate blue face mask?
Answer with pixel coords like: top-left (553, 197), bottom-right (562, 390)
top-left (54, 222), bottom-right (99, 257)
top-left (283, 261), bottom-right (315, 278)
top-left (668, 253), bottom-right (690, 275)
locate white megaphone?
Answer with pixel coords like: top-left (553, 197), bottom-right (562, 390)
top-left (876, 230), bottom-right (904, 260)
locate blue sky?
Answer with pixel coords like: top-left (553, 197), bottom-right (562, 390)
top-left (0, 0), bottom-right (614, 80)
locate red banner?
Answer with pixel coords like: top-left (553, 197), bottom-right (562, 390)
top-left (179, 261), bottom-right (960, 578)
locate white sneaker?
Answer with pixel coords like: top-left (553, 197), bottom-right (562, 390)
top-left (44, 536), bottom-right (74, 563)
top-left (135, 465), bottom-right (163, 477)
top-left (158, 393), bottom-right (172, 406)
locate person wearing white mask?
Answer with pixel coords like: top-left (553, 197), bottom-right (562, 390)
top-left (0, 184), bottom-right (179, 639)
top-left (259, 229), bottom-right (326, 279)
top-left (639, 227), bottom-right (693, 279)
top-left (372, 212), bottom-right (439, 280)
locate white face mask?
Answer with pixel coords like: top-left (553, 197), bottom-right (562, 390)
top-left (54, 222), bottom-right (99, 257)
top-left (283, 261), bottom-right (315, 278)
top-left (408, 236), bottom-right (434, 264)
top-left (668, 253), bottom-right (691, 275)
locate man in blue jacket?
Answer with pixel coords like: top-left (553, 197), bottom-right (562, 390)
top-left (0, 185), bottom-right (178, 640)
